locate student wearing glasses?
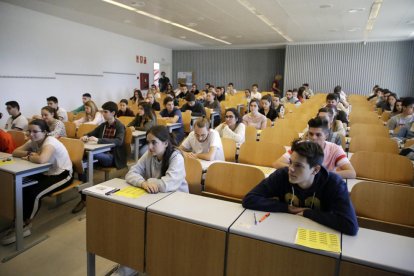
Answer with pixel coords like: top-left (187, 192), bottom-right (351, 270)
top-left (215, 108), bottom-right (245, 144)
top-left (2, 119), bottom-right (73, 245)
top-left (243, 140), bottom-right (358, 235)
top-left (180, 118), bottom-right (224, 161)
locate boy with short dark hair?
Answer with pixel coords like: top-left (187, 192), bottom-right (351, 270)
top-left (243, 140), bottom-right (359, 235)
top-left (47, 96), bottom-right (68, 121)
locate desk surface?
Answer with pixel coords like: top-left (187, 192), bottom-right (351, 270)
top-left (230, 210), bottom-right (341, 258)
top-left (0, 156), bottom-right (51, 174)
top-left (83, 178), bottom-right (171, 211)
top-left (132, 130), bottom-right (146, 137)
top-left (83, 142), bottom-right (115, 151)
top-left (147, 192), bottom-right (244, 231)
top-left (342, 228), bottom-right (414, 274)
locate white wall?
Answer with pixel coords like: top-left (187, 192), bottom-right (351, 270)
top-left (0, 2), bottom-right (172, 126)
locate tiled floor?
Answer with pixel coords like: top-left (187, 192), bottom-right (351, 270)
top-left (0, 171), bottom-right (124, 276)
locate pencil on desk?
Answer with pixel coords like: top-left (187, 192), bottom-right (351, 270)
top-left (259, 212), bottom-right (270, 223)
top-left (254, 212), bottom-right (258, 225)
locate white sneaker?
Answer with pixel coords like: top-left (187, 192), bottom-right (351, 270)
top-left (110, 265), bottom-right (137, 276)
top-left (1, 224), bottom-right (32, 245)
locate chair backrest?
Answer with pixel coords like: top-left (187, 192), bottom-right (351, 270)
top-left (74, 112), bottom-right (86, 121)
top-left (124, 126), bottom-right (133, 158)
top-left (349, 136), bottom-right (399, 154)
top-left (59, 137), bottom-right (85, 174)
top-left (244, 126), bottom-right (258, 142)
top-left (182, 110), bottom-right (192, 133)
top-left (239, 141), bottom-right (285, 167)
top-left (405, 139), bottom-right (414, 148)
top-left (184, 157), bottom-right (203, 195)
top-left (64, 121), bottom-right (77, 138)
top-left (351, 181), bottom-right (414, 236)
top-left (221, 138), bottom-right (237, 162)
top-left (76, 124), bottom-right (97, 138)
top-left (350, 151), bottom-right (413, 185)
top-left (260, 127), bottom-right (298, 146)
top-left (118, 116), bottom-right (134, 126)
top-left (204, 162), bottom-right (265, 201)
top-left (7, 130), bottom-right (27, 147)
top-left (67, 112), bottom-right (75, 122)
top-left (349, 123), bottom-right (389, 138)
top-left (266, 118), bottom-right (272, 128)
top-left (380, 111), bottom-right (391, 122)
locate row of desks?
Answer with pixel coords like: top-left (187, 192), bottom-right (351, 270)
top-left (84, 178), bottom-right (414, 276)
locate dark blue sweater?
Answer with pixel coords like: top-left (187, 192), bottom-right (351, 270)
top-left (242, 167), bottom-right (359, 235)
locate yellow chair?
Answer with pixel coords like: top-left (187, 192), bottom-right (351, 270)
top-left (350, 151), bottom-right (413, 185)
top-left (64, 121), bottom-right (77, 138)
top-left (203, 162), bottom-right (265, 202)
top-left (221, 138), bottom-right (237, 162)
top-left (182, 110), bottom-right (192, 134)
top-left (7, 130), bottom-right (27, 147)
top-left (349, 123), bottom-right (389, 138)
top-left (404, 139), bottom-right (414, 148)
top-left (260, 127), bottom-right (298, 146)
top-left (67, 112), bottom-right (75, 122)
top-left (244, 126), bottom-right (258, 142)
top-left (76, 124), bottom-right (97, 139)
top-left (349, 136), bottom-right (399, 154)
top-left (239, 141), bottom-right (285, 167)
top-left (50, 138), bottom-right (85, 205)
top-left (184, 157), bottom-right (203, 195)
top-left (118, 116), bottom-right (134, 126)
top-left (351, 181), bottom-right (414, 237)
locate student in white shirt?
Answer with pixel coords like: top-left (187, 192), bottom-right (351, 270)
top-left (4, 101), bottom-right (28, 131)
top-left (215, 108), bottom-right (245, 144)
top-left (180, 118), bottom-right (224, 161)
top-left (251, 84), bottom-right (262, 100)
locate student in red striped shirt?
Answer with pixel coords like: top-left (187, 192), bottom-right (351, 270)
top-left (273, 117), bottom-right (356, 179)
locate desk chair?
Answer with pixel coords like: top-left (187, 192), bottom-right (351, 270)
top-left (67, 112), bottom-right (74, 122)
top-left (184, 157), bottom-right (203, 195)
top-left (260, 127), bottom-right (298, 146)
top-left (245, 126), bottom-right (258, 142)
top-left (63, 121), bottom-right (76, 138)
top-left (7, 130), bottom-right (27, 147)
top-left (181, 110), bottom-right (192, 134)
top-left (221, 138), bottom-right (237, 162)
top-left (97, 127), bottom-right (132, 181)
top-left (239, 141), bottom-right (285, 167)
top-left (351, 181), bottom-right (414, 237)
top-left (350, 151), bottom-right (413, 185)
top-left (76, 124), bottom-right (97, 139)
top-left (380, 111), bottom-right (391, 122)
top-left (203, 162), bottom-right (265, 202)
top-left (118, 116), bottom-right (134, 126)
top-left (404, 139), bottom-right (414, 148)
top-left (74, 112), bottom-right (86, 121)
top-left (349, 123), bottom-right (389, 138)
top-left (349, 136), bottom-right (399, 154)
top-left (50, 137), bottom-right (85, 206)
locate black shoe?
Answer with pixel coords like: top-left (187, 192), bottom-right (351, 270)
top-left (72, 200), bottom-right (86, 214)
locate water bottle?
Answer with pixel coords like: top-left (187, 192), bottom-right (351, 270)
top-left (280, 106), bottom-right (285, 118)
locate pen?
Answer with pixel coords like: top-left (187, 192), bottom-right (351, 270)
top-left (259, 212), bottom-right (270, 223)
top-left (254, 212), bottom-right (258, 225)
top-left (105, 188), bottom-right (120, 196)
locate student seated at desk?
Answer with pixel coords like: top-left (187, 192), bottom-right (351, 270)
top-left (116, 99), bottom-right (135, 117)
top-left (73, 100), bottom-right (104, 127)
top-left (2, 119), bottom-right (73, 245)
top-left (243, 140), bottom-right (359, 235)
top-left (259, 95), bottom-right (278, 121)
top-left (387, 97), bottom-right (414, 131)
top-left (40, 106), bottom-right (67, 138)
top-left (160, 96), bottom-right (185, 144)
top-left (71, 92), bottom-right (91, 115)
top-left (180, 118), bottom-right (224, 161)
top-left (243, 99), bottom-right (267, 130)
top-left (273, 117), bottom-right (356, 179)
top-left (72, 101), bottom-right (127, 214)
top-left (114, 126), bottom-right (188, 276)
top-left (215, 108), bottom-right (245, 144)
top-left (0, 129), bottom-right (16, 153)
top-left (180, 93), bottom-right (206, 117)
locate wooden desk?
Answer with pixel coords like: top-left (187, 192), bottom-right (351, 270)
top-left (166, 122), bottom-right (182, 133)
top-left (83, 142), bottom-right (114, 187)
top-left (132, 130), bottom-right (146, 162)
top-left (198, 159), bottom-right (275, 177)
top-left (340, 228), bottom-right (414, 275)
top-left (83, 178), bottom-right (171, 276)
top-left (227, 210), bottom-right (340, 275)
top-left (146, 192), bottom-right (244, 276)
top-left (0, 153), bottom-right (51, 261)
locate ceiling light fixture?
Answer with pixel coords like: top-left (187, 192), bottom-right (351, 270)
top-left (237, 0), bottom-right (292, 42)
top-left (348, 8), bottom-right (365, 13)
top-left (365, 0), bottom-right (382, 32)
top-left (102, 0), bottom-right (231, 44)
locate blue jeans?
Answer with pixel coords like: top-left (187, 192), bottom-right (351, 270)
top-left (94, 152), bottom-right (115, 167)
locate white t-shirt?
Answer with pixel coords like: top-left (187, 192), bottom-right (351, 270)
top-left (57, 107), bottom-right (68, 122)
top-left (5, 114), bottom-right (28, 131)
top-left (41, 136), bottom-right (72, 175)
top-left (251, 91), bottom-right (262, 100)
top-left (181, 129), bottom-right (225, 161)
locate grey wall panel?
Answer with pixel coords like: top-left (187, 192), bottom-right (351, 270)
top-left (172, 49), bottom-right (285, 92)
top-left (284, 41), bottom-right (414, 97)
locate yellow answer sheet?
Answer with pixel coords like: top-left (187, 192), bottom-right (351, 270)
top-left (295, 227), bottom-right (341, 253)
top-left (114, 186), bottom-right (147, 199)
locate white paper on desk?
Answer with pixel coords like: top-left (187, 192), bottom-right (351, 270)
top-left (86, 184), bottom-right (115, 195)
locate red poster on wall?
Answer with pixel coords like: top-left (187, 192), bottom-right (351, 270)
top-left (140, 73), bottom-right (149, 90)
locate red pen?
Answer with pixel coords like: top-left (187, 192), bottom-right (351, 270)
top-left (259, 212), bottom-right (270, 223)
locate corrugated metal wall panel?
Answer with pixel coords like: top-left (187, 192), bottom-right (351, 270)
top-left (285, 41), bottom-right (414, 97)
top-left (172, 49), bottom-right (285, 91)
